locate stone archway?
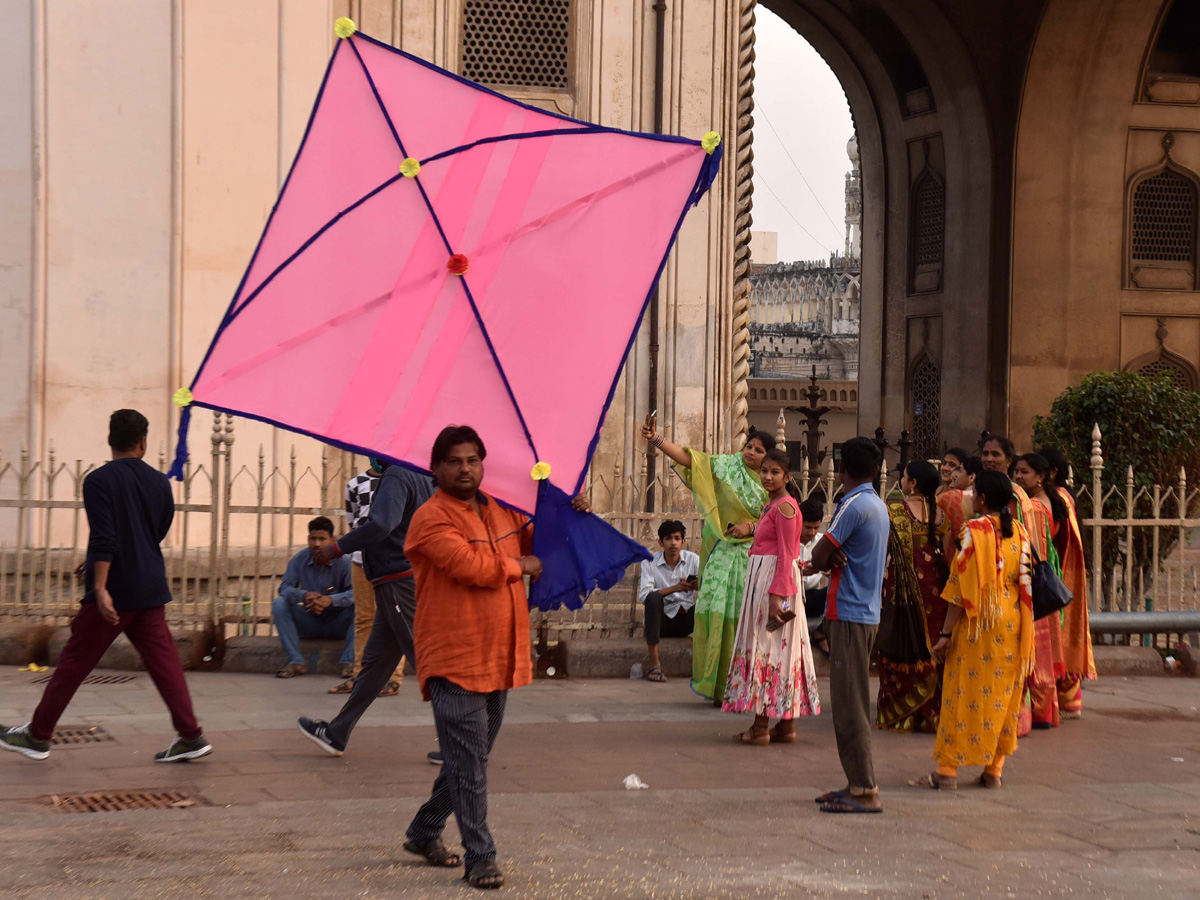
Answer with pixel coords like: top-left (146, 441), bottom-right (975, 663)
top-left (731, 0), bottom-right (1001, 450)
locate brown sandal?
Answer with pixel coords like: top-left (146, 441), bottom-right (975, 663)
top-left (276, 664), bottom-right (306, 679)
top-left (732, 728), bottom-right (770, 746)
top-left (328, 678), bottom-right (354, 694)
top-left (977, 773), bottom-right (1002, 789)
top-left (769, 723), bottom-right (797, 744)
top-left (378, 680), bottom-right (401, 697)
top-left (908, 771), bottom-right (958, 790)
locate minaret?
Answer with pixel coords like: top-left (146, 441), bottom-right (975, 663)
top-left (844, 135), bottom-right (862, 261)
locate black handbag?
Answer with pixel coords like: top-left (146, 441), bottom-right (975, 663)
top-left (1030, 524), bottom-right (1072, 621)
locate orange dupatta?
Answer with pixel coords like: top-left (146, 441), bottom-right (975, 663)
top-left (943, 515), bottom-right (1035, 681)
top-left (1057, 489), bottom-right (1097, 679)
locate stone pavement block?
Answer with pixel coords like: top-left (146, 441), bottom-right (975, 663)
top-left (0, 624), bottom-right (55, 666)
top-left (220, 636), bottom-right (349, 675)
top-left (1093, 644), bottom-right (1165, 677)
top-left (47, 626), bottom-right (210, 671)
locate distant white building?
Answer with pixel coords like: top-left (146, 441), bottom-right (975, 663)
top-left (748, 136), bottom-right (861, 382)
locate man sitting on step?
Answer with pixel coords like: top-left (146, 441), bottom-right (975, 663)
top-left (639, 520), bottom-right (700, 683)
top-left (270, 517), bottom-right (354, 679)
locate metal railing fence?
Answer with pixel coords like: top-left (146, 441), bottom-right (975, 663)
top-left (1, 416), bottom-right (1195, 649)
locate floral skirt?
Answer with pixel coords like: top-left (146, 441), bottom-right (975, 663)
top-left (721, 555), bottom-right (820, 718)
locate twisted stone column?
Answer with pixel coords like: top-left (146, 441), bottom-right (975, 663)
top-left (730, 0), bottom-right (757, 449)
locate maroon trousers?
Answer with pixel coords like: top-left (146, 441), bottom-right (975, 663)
top-left (30, 603), bottom-right (201, 742)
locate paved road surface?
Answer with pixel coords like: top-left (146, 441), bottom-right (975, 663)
top-left (1, 666), bottom-right (1198, 898)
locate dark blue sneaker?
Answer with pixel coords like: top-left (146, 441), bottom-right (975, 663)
top-left (298, 717), bottom-right (344, 756)
top-left (427, 750), bottom-right (443, 766)
top-left (0, 724), bottom-right (50, 761)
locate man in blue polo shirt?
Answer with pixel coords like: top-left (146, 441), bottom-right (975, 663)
top-left (811, 437), bottom-right (889, 814)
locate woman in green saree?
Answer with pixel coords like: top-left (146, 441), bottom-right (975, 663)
top-left (642, 414), bottom-right (773, 701)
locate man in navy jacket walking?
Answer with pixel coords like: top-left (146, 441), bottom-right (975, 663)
top-left (0, 410), bottom-right (210, 763)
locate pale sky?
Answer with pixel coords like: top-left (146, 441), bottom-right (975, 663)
top-left (751, 6), bottom-right (855, 264)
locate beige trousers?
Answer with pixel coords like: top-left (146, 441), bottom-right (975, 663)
top-left (351, 563), bottom-right (405, 682)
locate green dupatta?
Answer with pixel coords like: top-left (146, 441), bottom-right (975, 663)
top-left (673, 449), bottom-right (766, 570)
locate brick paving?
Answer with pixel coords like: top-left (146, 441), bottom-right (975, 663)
top-left (0, 666), bottom-right (1198, 898)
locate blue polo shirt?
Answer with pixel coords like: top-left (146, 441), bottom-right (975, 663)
top-left (824, 482), bottom-right (890, 625)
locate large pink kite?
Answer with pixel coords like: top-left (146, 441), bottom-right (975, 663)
top-left (169, 18), bottom-right (723, 608)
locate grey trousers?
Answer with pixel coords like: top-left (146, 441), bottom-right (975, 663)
top-left (327, 577), bottom-right (417, 748)
top-left (406, 678), bottom-right (508, 868)
top-left (827, 619), bottom-right (878, 791)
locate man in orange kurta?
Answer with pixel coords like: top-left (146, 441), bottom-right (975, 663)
top-left (401, 425), bottom-right (585, 889)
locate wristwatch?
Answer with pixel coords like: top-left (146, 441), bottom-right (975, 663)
top-left (938, 631), bottom-right (952, 639)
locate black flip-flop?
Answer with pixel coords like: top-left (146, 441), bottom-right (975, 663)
top-left (643, 665), bottom-right (667, 683)
top-left (820, 795), bottom-right (883, 814)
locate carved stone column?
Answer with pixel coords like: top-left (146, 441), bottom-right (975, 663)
top-left (730, 0), bottom-right (757, 450)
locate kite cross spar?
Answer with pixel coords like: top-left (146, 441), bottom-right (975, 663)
top-left (168, 16), bottom-right (723, 609)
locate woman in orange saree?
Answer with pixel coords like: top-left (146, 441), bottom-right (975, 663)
top-left (1039, 446), bottom-right (1097, 717)
top-left (1013, 452), bottom-right (1068, 730)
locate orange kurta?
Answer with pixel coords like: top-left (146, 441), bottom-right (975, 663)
top-left (405, 489), bottom-right (534, 700)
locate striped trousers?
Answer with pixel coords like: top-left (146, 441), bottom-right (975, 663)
top-left (406, 678), bottom-right (508, 867)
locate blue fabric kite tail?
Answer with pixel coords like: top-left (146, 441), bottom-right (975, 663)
top-left (528, 481), bottom-right (652, 611)
top-left (689, 142), bottom-right (723, 208)
top-left (166, 406), bottom-right (192, 481)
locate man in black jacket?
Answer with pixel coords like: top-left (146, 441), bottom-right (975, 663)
top-left (298, 462), bottom-right (435, 757)
top-left (0, 410), bottom-right (211, 764)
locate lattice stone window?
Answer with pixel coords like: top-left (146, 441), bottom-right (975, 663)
top-left (461, 0), bottom-right (572, 91)
top-left (910, 354), bottom-right (941, 460)
top-left (910, 171), bottom-right (944, 292)
top-left (1132, 170), bottom-right (1197, 264)
top-left (1137, 357), bottom-right (1192, 390)
top-left (913, 177), bottom-right (944, 267)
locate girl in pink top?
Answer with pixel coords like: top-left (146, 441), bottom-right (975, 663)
top-left (724, 450), bottom-right (821, 744)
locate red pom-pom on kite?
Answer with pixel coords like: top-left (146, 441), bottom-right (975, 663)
top-left (447, 253), bottom-right (470, 276)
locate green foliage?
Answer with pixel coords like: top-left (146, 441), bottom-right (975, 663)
top-left (1032, 370), bottom-right (1200, 598)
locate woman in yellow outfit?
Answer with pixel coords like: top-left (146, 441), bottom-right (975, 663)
top-left (910, 470), bottom-right (1034, 790)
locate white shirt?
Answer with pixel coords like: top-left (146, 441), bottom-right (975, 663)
top-left (800, 532), bottom-right (826, 591)
top-left (638, 550), bottom-right (701, 618)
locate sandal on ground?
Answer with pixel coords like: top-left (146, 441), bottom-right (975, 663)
top-left (276, 664), bottom-right (306, 679)
top-left (732, 728), bottom-right (770, 746)
top-left (769, 724), bottom-right (797, 744)
top-left (379, 680), bottom-right (401, 697)
top-left (820, 794), bottom-right (883, 814)
top-left (328, 678), bottom-right (354, 694)
top-left (909, 771), bottom-right (958, 790)
top-left (643, 665), bottom-right (667, 683)
top-left (402, 839), bottom-right (461, 868)
top-left (812, 634), bottom-right (831, 658)
top-left (977, 773), bottom-right (1002, 789)
top-left (463, 859), bottom-right (504, 889)
top-left (339, 664), bottom-right (355, 679)
top-left (815, 788), bottom-right (849, 804)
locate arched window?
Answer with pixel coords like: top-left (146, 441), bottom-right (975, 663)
top-left (1142, 0), bottom-right (1200, 102)
top-left (1127, 151), bottom-right (1199, 290)
top-left (769, 389), bottom-right (777, 400)
top-left (1123, 319), bottom-right (1200, 390)
top-left (820, 390), bottom-right (828, 400)
top-left (909, 164), bottom-right (945, 293)
top-left (789, 389), bottom-right (798, 401)
top-left (850, 389), bottom-right (858, 401)
top-left (909, 353), bottom-right (942, 460)
top-left (840, 390), bottom-right (848, 401)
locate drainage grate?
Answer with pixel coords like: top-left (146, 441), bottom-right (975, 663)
top-left (48, 791), bottom-right (204, 813)
top-left (51, 725), bottom-right (115, 746)
top-left (32, 673), bottom-right (138, 686)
